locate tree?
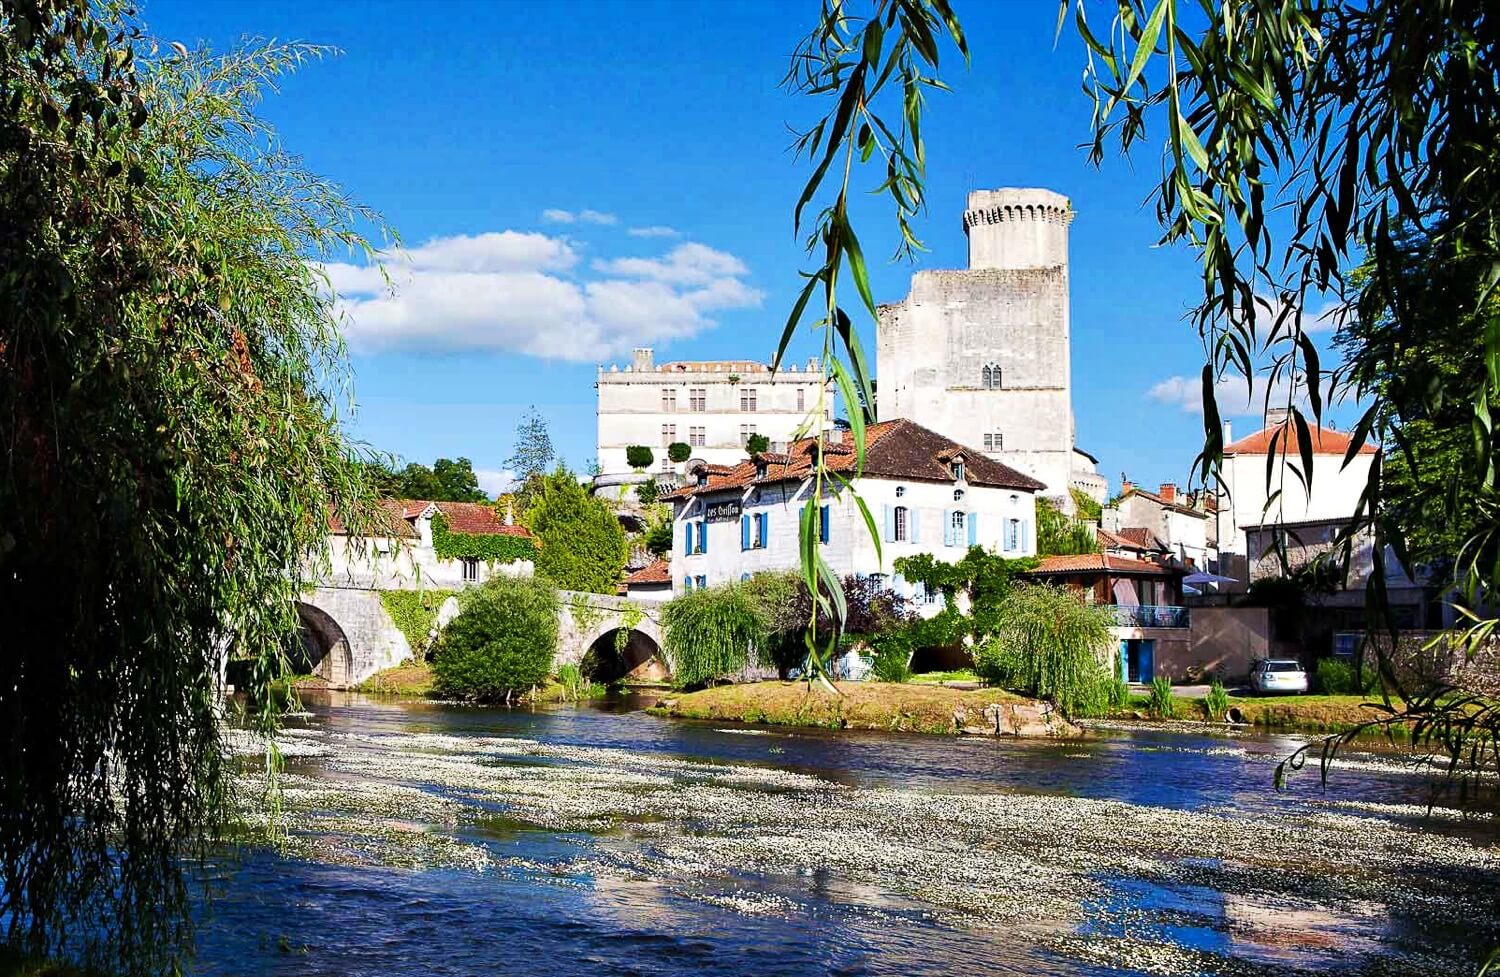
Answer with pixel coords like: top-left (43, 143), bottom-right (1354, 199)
top-left (432, 575), bottom-right (560, 700)
top-left (667, 441), bottom-right (692, 463)
top-left (1037, 498), bottom-right (1101, 557)
top-left (0, 14), bottom-right (381, 974)
top-left (894, 548), bottom-right (1037, 643)
top-left (635, 478), bottom-right (660, 505)
top-left (746, 432), bottom-right (771, 454)
top-left (432, 457), bottom-right (488, 502)
top-left (974, 584), bottom-right (1117, 718)
top-left (625, 445), bottom-right (654, 470)
top-left (523, 465), bottom-right (629, 594)
top-left (505, 406), bottom-right (555, 483)
top-left (662, 584), bottom-right (769, 688)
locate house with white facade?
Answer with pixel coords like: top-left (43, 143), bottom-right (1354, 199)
top-left (1215, 409), bottom-right (1377, 584)
top-left (594, 347), bottom-right (833, 484)
top-left (1115, 481), bottom-right (1214, 570)
top-left (324, 499), bottom-right (536, 589)
top-left (661, 419), bottom-right (1044, 607)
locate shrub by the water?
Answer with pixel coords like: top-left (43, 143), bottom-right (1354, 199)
top-left (1148, 677), bottom-right (1176, 719)
top-left (1205, 679), bottom-right (1230, 722)
top-left (662, 584), bottom-right (768, 688)
top-left (973, 583), bottom-right (1116, 717)
top-left (433, 575), bottom-right (560, 700)
top-left (1315, 657), bottom-right (1381, 694)
top-left (1107, 676), bottom-right (1131, 712)
top-left (868, 630), bottom-right (914, 683)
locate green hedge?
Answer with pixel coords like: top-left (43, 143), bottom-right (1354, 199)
top-left (433, 575), bottom-right (560, 700)
top-left (379, 589), bottom-right (457, 654)
top-left (430, 512), bottom-right (537, 563)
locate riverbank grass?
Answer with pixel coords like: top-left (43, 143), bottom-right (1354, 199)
top-left (1119, 692), bottom-right (1413, 732)
top-left (652, 681), bottom-right (1030, 735)
top-left (354, 661), bottom-right (436, 696)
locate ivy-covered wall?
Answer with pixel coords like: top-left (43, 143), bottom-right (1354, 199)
top-left (430, 512), bottom-right (538, 564)
top-left (378, 589), bottom-right (458, 654)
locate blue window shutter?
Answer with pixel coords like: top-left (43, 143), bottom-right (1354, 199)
top-left (683, 577), bottom-right (692, 592)
top-left (758, 511), bottom-right (768, 548)
top-left (819, 505), bottom-right (830, 544)
top-left (943, 509), bottom-right (953, 547)
top-left (700, 520), bottom-right (708, 554)
top-left (910, 507), bottom-right (921, 544)
top-left (741, 572), bottom-right (751, 583)
top-left (883, 504), bottom-right (894, 542)
top-left (684, 523), bottom-right (691, 553)
top-left (741, 515), bottom-right (750, 551)
top-left (967, 512), bottom-right (978, 547)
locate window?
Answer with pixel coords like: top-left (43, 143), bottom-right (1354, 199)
top-left (462, 558), bottom-right (479, 582)
top-left (740, 387), bottom-right (758, 412)
top-left (981, 363), bottom-right (1002, 389)
top-left (689, 388), bottom-right (706, 411)
top-left (683, 576), bottom-right (692, 593)
top-left (690, 426), bottom-right (706, 447)
top-left (695, 575), bottom-right (707, 590)
top-left (981, 365), bottom-right (992, 389)
top-left (741, 512), bottom-right (769, 550)
top-left (895, 485), bottom-right (906, 498)
top-left (662, 387), bottom-right (677, 412)
top-left (661, 423), bottom-right (676, 447)
top-left (920, 582), bottom-right (938, 605)
top-left (952, 510), bottom-right (966, 533)
top-left (661, 456), bottom-right (673, 472)
top-left (797, 387), bottom-right (805, 411)
top-left (1005, 518), bottom-right (1022, 552)
top-left (951, 460), bottom-right (965, 482)
top-left (754, 511), bottom-right (767, 548)
top-left (983, 432), bottom-right (1004, 451)
top-left (894, 505), bottom-right (908, 542)
top-left (819, 504), bottom-right (830, 544)
top-left (740, 423), bottom-right (757, 444)
top-left (953, 489), bottom-right (965, 502)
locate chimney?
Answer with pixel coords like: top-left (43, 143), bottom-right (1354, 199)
top-left (1158, 483), bottom-right (1177, 504)
top-left (632, 347), bottom-right (654, 372)
top-left (1265, 407), bottom-right (1292, 429)
top-left (1222, 420), bottom-right (1232, 445)
top-left (1121, 476), bottom-right (1134, 495)
top-left (1101, 506), bottom-right (1121, 533)
top-left (504, 499), bottom-right (515, 526)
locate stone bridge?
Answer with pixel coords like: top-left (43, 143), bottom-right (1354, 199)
top-left (293, 585), bottom-right (667, 689)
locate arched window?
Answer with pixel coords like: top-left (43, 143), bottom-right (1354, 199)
top-left (894, 505), bottom-right (909, 541)
top-left (981, 365), bottom-right (992, 388)
top-left (983, 363), bottom-right (1002, 389)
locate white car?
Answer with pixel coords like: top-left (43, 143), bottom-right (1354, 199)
top-left (1249, 659), bottom-right (1309, 695)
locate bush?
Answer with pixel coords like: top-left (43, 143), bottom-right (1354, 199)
top-left (1108, 677), bottom-right (1131, 711)
top-left (746, 432), bottom-right (770, 454)
top-left (667, 441), bottom-right (692, 463)
top-left (973, 582), bottom-right (1116, 717)
top-left (525, 465), bottom-right (629, 593)
top-left (625, 445), bottom-right (654, 470)
top-left (432, 575), bottom-right (560, 700)
top-left (868, 630), bottom-right (914, 683)
top-left (662, 584), bottom-right (769, 688)
top-left (1205, 679), bottom-right (1230, 721)
top-left (634, 478), bottom-right (659, 504)
top-left (1148, 677), bottom-right (1175, 718)
top-left (1315, 657), bottom-right (1381, 694)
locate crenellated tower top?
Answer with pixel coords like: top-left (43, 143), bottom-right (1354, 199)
top-left (962, 188), bottom-right (1074, 271)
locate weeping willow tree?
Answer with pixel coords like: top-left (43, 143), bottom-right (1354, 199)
top-left (0, 4), bottom-right (382, 972)
top-left (974, 583), bottom-right (1117, 717)
top-left (661, 585), bottom-right (770, 688)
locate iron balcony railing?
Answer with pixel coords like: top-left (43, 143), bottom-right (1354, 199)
top-left (1112, 604), bottom-right (1190, 628)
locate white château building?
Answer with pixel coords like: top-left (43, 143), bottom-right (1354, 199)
top-left (595, 347), bottom-right (832, 478)
top-left (877, 188), bottom-right (1098, 504)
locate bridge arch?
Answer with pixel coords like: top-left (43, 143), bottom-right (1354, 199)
top-left (293, 600), bottom-right (354, 687)
top-left (557, 591), bottom-right (669, 682)
top-left (581, 627), bottom-right (669, 684)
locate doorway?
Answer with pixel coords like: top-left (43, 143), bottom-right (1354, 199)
top-left (1120, 639), bottom-right (1155, 684)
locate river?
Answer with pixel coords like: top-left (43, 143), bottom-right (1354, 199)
top-left (202, 693), bottom-right (1499, 976)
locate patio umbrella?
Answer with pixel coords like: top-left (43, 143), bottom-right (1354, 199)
top-left (1182, 571), bottom-right (1238, 586)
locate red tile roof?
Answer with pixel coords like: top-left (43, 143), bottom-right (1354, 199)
top-left (1029, 553), bottom-right (1183, 576)
top-left (1225, 420), bottom-right (1377, 456)
top-left (431, 501), bottom-right (532, 537)
top-left (625, 558), bottom-right (672, 585)
top-left (662, 418), bottom-right (1045, 500)
top-left (1116, 527), bottom-right (1167, 551)
top-left (326, 500), bottom-right (531, 539)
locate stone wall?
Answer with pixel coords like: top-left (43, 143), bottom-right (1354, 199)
top-left (301, 587), bottom-right (415, 687)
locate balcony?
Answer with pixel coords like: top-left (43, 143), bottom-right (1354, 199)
top-left (1113, 604), bottom-right (1190, 629)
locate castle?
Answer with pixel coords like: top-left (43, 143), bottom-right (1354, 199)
top-left (877, 188), bottom-right (1103, 504)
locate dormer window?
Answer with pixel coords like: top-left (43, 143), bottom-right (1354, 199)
top-left (696, 471), bottom-right (708, 487)
top-left (951, 459), bottom-right (965, 482)
top-left (754, 460), bottom-right (768, 479)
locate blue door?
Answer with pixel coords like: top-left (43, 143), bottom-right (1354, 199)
top-left (1138, 640), bottom-right (1155, 683)
top-left (1119, 640), bottom-right (1130, 682)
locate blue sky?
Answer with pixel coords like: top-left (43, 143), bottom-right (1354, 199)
top-left (145, 0), bottom-right (1353, 496)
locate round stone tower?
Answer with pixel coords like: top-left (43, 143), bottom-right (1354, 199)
top-left (962, 188), bottom-right (1073, 271)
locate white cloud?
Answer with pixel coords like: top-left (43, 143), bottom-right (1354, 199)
top-left (628, 225), bottom-right (681, 238)
top-left (326, 231), bottom-right (763, 360)
top-left (1147, 372), bottom-right (1335, 418)
top-left (540, 208), bottom-right (618, 226)
top-left (474, 468), bottom-right (519, 497)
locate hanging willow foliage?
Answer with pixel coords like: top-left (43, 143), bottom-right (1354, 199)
top-left (661, 585), bottom-right (770, 689)
top-left (974, 583), bottom-right (1118, 718)
top-left (0, 5), bottom-right (385, 972)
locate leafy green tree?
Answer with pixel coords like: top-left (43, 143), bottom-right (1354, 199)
top-left (524, 465), bottom-right (628, 593)
top-left (746, 432), bottom-right (771, 454)
top-left (505, 406), bottom-right (555, 483)
top-left (974, 583), bottom-right (1116, 718)
top-left (431, 457), bottom-right (487, 502)
top-left (433, 575), bottom-right (559, 700)
top-left (1037, 498), bottom-right (1101, 557)
top-left (395, 462), bottom-right (444, 499)
top-left (895, 548), bottom-right (1037, 643)
top-left (634, 477), bottom-right (660, 505)
top-left (662, 583), bottom-right (769, 688)
top-left (0, 14), bottom-right (381, 973)
top-left (625, 445), bottom-right (654, 470)
top-left (667, 441), bottom-right (692, 463)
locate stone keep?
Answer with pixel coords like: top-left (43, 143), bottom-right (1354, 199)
top-left (877, 188), bottom-right (1075, 498)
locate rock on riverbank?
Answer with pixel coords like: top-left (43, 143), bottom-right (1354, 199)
top-left (652, 681), bottom-right (1080, 737)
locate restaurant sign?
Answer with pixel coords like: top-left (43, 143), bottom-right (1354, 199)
top-left (704, 500), bottom-right (743, 523)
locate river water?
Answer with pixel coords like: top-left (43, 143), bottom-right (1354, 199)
top-left (202, 693), bottom-right (1499, 976)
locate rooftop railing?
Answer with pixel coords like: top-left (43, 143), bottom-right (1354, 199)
top-left (1113, 604), bottom-right (1190, 629)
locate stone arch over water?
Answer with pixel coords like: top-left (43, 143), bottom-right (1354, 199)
top-left (293, 600), bottom-right (354, 687)
top-left (581, 627), bottom-right (669, 684)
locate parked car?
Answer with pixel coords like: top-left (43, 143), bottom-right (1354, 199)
top-left (1248, 659), bottom-right (1309, 695)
